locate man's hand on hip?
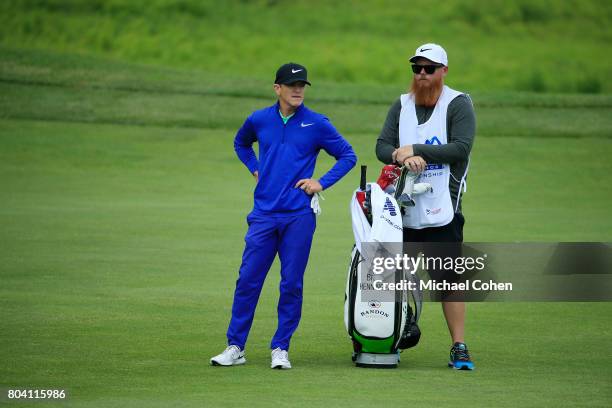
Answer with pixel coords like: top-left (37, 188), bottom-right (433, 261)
top-left (253, 171), bottom-right (259, 183)
top-left (295, 179), bottom-right (323, 195)
top-left (393, 145), bottom-right (414, 164)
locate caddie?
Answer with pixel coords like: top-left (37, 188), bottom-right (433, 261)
top-left (375, 43), bottom-right (477, 370)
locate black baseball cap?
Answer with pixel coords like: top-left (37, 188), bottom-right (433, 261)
top-left (274, 63), bottom-right (311, 86)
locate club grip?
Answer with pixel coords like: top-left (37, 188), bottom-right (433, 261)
top-left (360, 165), bottom-right (367, 191)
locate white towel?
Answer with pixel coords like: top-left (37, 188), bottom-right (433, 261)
top-left (350, 183), bottom-right (403, 256)
top-left (311, 192), bottom-right (324, 215)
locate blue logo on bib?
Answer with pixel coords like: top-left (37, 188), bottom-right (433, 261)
top-left (425, 136), bottom-right (442, 145)
top-left (424, 136), bottom-right (444, 170)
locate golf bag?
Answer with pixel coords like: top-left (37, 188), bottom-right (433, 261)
top-left (344, 165), bottom-right (427, 368)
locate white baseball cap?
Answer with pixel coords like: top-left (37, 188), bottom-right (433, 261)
top-left (410, 43), bottom-right (448, 66)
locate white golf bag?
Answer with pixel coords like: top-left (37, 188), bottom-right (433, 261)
top-left (344, 165), bottom-right (426, 368)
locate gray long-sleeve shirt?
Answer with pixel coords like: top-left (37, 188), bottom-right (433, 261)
top-left (375, 94), bottom-right (476, 212)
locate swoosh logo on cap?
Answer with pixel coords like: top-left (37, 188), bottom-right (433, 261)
top-left (420, 48), bottom-right (431, 52)
top-left (291, 69), bottom-right (303, 73)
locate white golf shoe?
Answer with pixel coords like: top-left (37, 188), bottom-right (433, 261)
top-left (271, 347), bottom-right (291, 369)
top-left (210, 345), bottom-right (246, 366)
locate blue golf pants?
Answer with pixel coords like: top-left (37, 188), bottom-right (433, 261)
top-left (226, 212), bottom-right (316, 351)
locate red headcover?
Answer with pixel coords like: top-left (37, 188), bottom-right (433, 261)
top-left (355, 191), bottom-right (368, 214)
top-left (376, 164), bottom-right (401, 191)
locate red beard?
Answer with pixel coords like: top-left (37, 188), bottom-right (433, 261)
top-left (410, 75), bottom-right (443, 107)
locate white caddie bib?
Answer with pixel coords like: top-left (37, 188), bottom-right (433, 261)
top-left (399, 85), bottom-right (463, 229)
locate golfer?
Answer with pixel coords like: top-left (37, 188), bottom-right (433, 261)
top-left (375, 44), bottom-right (476, 370)
top-left (211, 63), bottom-right (357, 369)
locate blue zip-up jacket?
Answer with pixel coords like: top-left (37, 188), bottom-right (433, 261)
top-left (234, 102), bottom-right (357, 216)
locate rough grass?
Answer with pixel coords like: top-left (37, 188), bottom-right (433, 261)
top-left (1, 0), bottom-right (611, 92)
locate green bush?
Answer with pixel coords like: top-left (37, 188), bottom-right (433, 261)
top-left (576, 77), bottom-right (602, 94)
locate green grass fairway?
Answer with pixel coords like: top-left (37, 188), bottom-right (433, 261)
top-left (1, 50), bottom-right (611, 407)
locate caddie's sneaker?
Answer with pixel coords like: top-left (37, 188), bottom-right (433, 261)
top-left (210, 345), bottom-right (246, 366)
top-left (448, 342), bottom-right (474, 370)
top-left (271, 348), bottom-right (291, 369)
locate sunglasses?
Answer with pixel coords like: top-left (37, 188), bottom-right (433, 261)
top-left (411, 64), bottom-right (443, 74)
